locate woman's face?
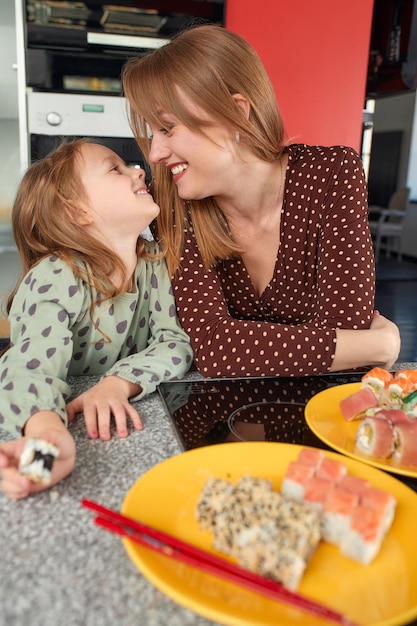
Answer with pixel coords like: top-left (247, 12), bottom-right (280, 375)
top-left (76, 143), bottom-right (160, 238)
top-left (146, 94), bottom-right (240, 201)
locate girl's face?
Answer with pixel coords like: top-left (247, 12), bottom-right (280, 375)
top-left (146, 95), bottom-right (240, 202)
top-left (76, 143), bottom-right (160, 238)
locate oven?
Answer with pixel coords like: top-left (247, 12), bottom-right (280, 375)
top-left (18, 0), bottom-right (227, 169)
top-left (28, 90), bottom-right (148, 170)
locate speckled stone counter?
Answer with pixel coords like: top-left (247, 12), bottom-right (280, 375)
top-left (1, 366), bottom-right (417, 626)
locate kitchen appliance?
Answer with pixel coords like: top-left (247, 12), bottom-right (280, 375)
top-left (17, 0), bottom-right (227, 170)
top-left (28, 90), bottom-right (147, 170)
top-left (157, 373), bottom-right (365, 452)
top-left (24, 0), bottom-right (226, 95)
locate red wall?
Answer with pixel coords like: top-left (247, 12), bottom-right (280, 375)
top-left (226, 0), bottom-right (374, 152)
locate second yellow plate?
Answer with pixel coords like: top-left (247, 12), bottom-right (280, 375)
top-left (304, 382), bottom-right (417, 478)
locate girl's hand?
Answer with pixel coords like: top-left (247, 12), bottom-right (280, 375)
top-left (66, 376), bottom-right (143, 441)
top-left (0, 426), bottom-right (76, 500)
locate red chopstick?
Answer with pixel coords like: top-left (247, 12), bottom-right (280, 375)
top-left (82, 498), bottom-right (360, 626)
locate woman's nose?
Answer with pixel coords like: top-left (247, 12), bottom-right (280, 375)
top-left (148, 135), bottom-right (170, 164)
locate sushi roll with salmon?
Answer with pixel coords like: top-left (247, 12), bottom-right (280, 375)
top-left (355, 416), bottom-right (394, 459)
top-left (339, 386), bottom-right (379, 421)
top-left (340, 504), bottom-right (387, 565)
top-left (321, 487), bottom-right (359, 545)
top-left (281, 461), bottom-right (316, 501)
top-left (373, 408), bottom-right (411, 425)
top-left (392, 421), bottom-right (417, 466)
top-left (315, 457), bottom-right (347, 483)
top-left (403, 389), bottom-right (417, 418)
top-left (386, 376), bottom-right (415, 409)
top-left (361, 486), bottom-right (396, 534)
top-left (361, 367), bottom-right (393, 402)
top-left (296, 447), bottom-right (326, 468)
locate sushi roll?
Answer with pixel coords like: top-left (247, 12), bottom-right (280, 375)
top-left (19, 438), bottom-right (59, 485)
top-left (373, 408), bottom-right (410, 425)
top-left (340, 504), bottom-right (386, 565)
top-left (395, 369), bottom-right (417, 389)
top-left (302, 475), bottom-right (332, 511)
top-left (296, 447), bottom-right (326, 467)
top-left (195, 477), bottom-right (235, 531)
top-left (403, 389), bottom-right (417, 418)
top-left (337, 474), bottom-right (371, 496)
top-left (355, 416), bottom-right (394, 459)
top-left (361, 367), bottom-right (393, 402)
top-left (281, 461), bottom-right (315, 501)
top-left (321, 487), bottom-right (359, 545)
top-left (315, 457), bottom-right (347, 483)
top-left (360, 486), bottom-right (396, 534)
top-left (339, 387), bottom-right (379, 421)
top-left (392, 422), bottom-right (417, 466)
top-left (386, 377), bottom-right (415, 409)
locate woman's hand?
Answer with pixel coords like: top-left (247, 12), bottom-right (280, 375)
top-left (369, 310), bottom-right (401, 369)
top-left (332, 311), bottom-right (401, 372)
top-left (0, 413), bottom-right (76, 499)
top-left (66, 376), bottom-right (143, 441)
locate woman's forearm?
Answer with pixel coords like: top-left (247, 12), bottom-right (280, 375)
top-left (331, 316), bottom-right (401, 372)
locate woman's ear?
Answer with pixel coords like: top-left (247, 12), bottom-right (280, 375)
top-left (232, 93), bottom-right (250, 120)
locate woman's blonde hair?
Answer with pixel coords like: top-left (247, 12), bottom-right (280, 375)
top-left (7, 138), bottom-right (148, 316)
top-left (122, 24), bottom-right (286, 275)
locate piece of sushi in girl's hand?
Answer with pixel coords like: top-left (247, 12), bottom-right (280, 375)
top-left (19, 438), bottom-right (60, 485)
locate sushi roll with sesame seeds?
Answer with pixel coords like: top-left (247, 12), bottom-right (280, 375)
top-left (19, 438), bottom-right (59, 485)
top-left (195, 477), bottom-right (235, 531)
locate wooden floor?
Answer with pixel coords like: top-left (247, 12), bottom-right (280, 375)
top-left (1, 256), bottom-right (417, 361)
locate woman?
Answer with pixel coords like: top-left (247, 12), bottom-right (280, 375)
top-left (0, 139), bottom-right (192, 498)
top-left (122, 24), bottom-right (400, 378)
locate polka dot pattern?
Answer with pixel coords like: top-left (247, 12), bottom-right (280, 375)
top-left (172, 144), bottom-right (375, 378)
top-left (0, 243), bottom-right (192, 435)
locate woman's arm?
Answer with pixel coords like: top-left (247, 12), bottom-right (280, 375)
top-left (331, 311), bottom-right (400, 372)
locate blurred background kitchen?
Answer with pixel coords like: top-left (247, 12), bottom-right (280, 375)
top-left (1, 0), bottom-right (417, 359)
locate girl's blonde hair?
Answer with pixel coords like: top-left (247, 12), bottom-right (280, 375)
top-left (122, 24), bottom-right (286, 275)
top-left (7, 138), bottom-right (148, 316)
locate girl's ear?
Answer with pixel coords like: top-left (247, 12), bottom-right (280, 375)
top-left (63, 201), bottom-right (93, 226)
top-left (232, 93), bottom-right (250, 120)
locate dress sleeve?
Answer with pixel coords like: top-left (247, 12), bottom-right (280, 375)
top-left (0, 258), bottom-right (84, 435)
top-left (314, 147), bottom-right (375, 329)
top-left (171, 147), bottom-right (375, 378)
top-left (104, 255), bottom-right (193, 398)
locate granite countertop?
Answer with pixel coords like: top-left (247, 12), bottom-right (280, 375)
top-left (1, 366), bottom-right (417, 626)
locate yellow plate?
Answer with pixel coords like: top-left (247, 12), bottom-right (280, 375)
top-left (305, 383), bottom-right (417, 478)
top-left (121, 441), bottom-right (417, 626)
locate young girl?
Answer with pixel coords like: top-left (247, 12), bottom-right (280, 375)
top-left (0, 138), bottom-right (192, 499)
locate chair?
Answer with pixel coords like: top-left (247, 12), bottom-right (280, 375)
top-left (368, 187), bottom-right (410, 263)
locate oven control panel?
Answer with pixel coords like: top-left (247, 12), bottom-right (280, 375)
top-left (28, 91), bottom-right (134, 138)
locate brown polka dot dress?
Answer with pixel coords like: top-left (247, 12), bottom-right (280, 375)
top-left (0, 241), bottom-right (192, 435)
top-left (172, 145), bottom-right (375, 378)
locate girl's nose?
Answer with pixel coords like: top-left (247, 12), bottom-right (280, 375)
top-left (128, 164), bottom-right (146, 180)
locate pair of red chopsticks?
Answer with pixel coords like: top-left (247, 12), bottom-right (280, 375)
top-left (81, 498), bottom-right (361, 626)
